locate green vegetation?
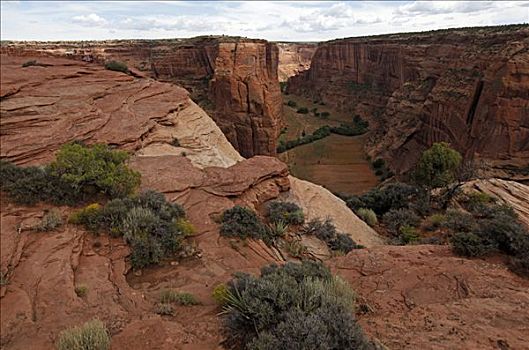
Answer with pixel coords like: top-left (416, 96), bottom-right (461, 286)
top-left (22, 60), bottom-right (49, 68)
top-left (36, 209), bottom-right (63, 232)
top-left (382, 208), bottom-right (421, 234)
top-left (345, 182), bottom-right (420, 215)
top-left (356, 208), bottom-right (377, 227)
top-left (56, 319), bottom-right (110, 350)
top-left (70, 190), bottom-right (191, 269)
top-left (398, 225), bottom-right (419, 244)
top-left (414, 142), bottom-right (462, 188)
top-left (160, 289), bottom-right (199, 305)
top-left (296, 107), bottom-right (309, 114)
top-left (301, 218), bottom-right (361, 254)
top-left (286, 100), bottom-right (297, 108)
top-left (277, 126), bottom-right (331, 153)
top-left (267, 201), bottom-right (304, 225)
top-left (75, 284), bottom-right (88, 297)
top-left (220, 205), bottom-right (267, 240)
top-left (1, 143), bottom-right (140, 205)
top-left (221, 261), bottom-right (375, 350)
top-left (155, 303), bottom-right (175, 316)
top-left (212, 284), bottom-right (229, 305)
top-left (104, 60), bottom-right (128, 73)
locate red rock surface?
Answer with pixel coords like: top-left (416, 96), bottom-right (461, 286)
top-left (277, 42), bottom-right (317, 82)
top-left (332, 245), bottom-right (529, 350)
top-left (287, 25), bottom-right (529, 179)
top-left (2, 37), bottom-right (283, 158)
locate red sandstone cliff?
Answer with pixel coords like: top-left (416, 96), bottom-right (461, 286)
top-left (276, 42), bottom-right (317, 82)
top-left (1, 37), bottom-right (283, 158)
top-left (287, 25), bottom-right (529, 179)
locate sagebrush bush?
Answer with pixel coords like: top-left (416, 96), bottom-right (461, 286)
top-left (300, 218), bottom-right (360, 254)
top-left (70, 190), bottom-right (189, 269)
top-left (442, 209), bottom-right (475, 232)
top-left (414, 142), bottom-right (462, 188)
top-left (104, 60), bottom-right (128, 73)
top-left (267, 201), bottom-right (304, 225)
top-left (382, 208), bottom-right (420, 234)
top-left (155, 303), bottom-right (174, 316)
top-left (220, 206), bottom-right (267, 240)
top-left (356, 208), bottom-right (377, 227)
top-left (36, 209), bottom-right (63, 232)
top-left (222, 261), bottom-right (374, 350)
top-left (56, 319), bottom-right (110, 350)
top-left (450, 232), bottom-right (494, 257)
top-left (398, 225), bottom-right (419, 245)
top-left (425, 214), bottom-right (446, 231)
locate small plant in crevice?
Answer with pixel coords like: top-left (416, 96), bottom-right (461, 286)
top-left (220, 261), bottom-right (376, 350)
top-left (160, 289), bottom-right (199, 306)
top-left (75, 284), bottom-right (88, 297)
top-left (300, 218), bottom-right (361, 254)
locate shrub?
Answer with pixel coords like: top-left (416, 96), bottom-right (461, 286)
top-left (75, 284), bottom-right (88, 297)
top-left (50, 143), bottom-right (140, 199)
top-left (220, 206), bottom-right (267, 240)
top-left (213, 284), bottom-right (229, 305)
top-left (356, 208), bottom-right (377, 227)
top-left (346, 182), bottom-right (419, 215)
top-left (301, 218), bottom-right (361, 254)
top-left (276, 126), bottom-right (331, 153)
top-left (382, 208), bottom-right (420, 234)
top-left (267, 201), bottom-right (304, 225)
top-left (296, 107), bottom-right (309, 114)
top-left (425, 214), bottom-right (446, 231)
top-left (155, 303), bottom-right (174, 316)
top-left (442, 209), bottom-right (475, 232)
top-left (56, 319), bottom-right (110, 350)
top-left (221, 261), bottom-right (373, 350)
top-left (284, 240), bottom-right (307, 258)
top-left (69, 203), bottom-right (103, 232)
top-left (104, 60), bottom-right (128, 73)
top-left (70, 190), bottom-right (189, 269)
top-left (398, 225), bottom-right (419, 244)
top-left (414, 142), bottom-right (462, 188)
top-left (450, 232), bottom-right (495, 257)
top-left (22, 60), bottom-right (38, 67)
top-left (160, 289), bottom-right (199, 305)
top-left (36, 209), bottom-right (63, 231)
top-left (286, 100), bottom-right (297, 108)
top-left (330, 123), bottom-right (367, 136)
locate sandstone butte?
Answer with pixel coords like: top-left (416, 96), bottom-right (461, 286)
top-left (287, 25), bottom-right (529, 180)
top-left (2, 36), bottom-right (283, 159)
top-left (2, 48), bottom-right (529, 349)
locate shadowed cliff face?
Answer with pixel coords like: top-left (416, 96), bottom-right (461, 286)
top-left (1, 37), bottom-right (283, 158)
top-left (287, 25), bottom-right (529, 179)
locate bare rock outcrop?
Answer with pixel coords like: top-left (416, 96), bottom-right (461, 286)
top-left (277, 42), bottom-right (317, 82)
top-left (331, 245), bottom-right (529, 350)
top-left (287, 25), bottom-right (529, 179)
top-left (2, 37), bottom-right (283, 158)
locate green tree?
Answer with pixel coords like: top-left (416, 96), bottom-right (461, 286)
top-left (414, 142), bottom-right (462, 188)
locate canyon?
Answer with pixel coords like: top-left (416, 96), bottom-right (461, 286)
top-left (287, 25), bottom-right (529, 180)
top-left (2, 26), bottom-right (529, 350)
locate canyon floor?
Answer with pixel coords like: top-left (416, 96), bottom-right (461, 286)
top-left (278, 94), bottom-right (379, 195)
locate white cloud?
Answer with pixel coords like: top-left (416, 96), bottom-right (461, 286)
top-left (72, 13), bottom-right (108, 26)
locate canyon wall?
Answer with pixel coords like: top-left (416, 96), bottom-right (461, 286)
top-left (1, 37), bottom-right (283, 158)
top-left (276, 42), bottom-right (317, 82)
top-left (287, 25), bottom-right (529, 179)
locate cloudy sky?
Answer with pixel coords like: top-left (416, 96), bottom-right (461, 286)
top-left (1, 1), bottom-right (528, 42)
